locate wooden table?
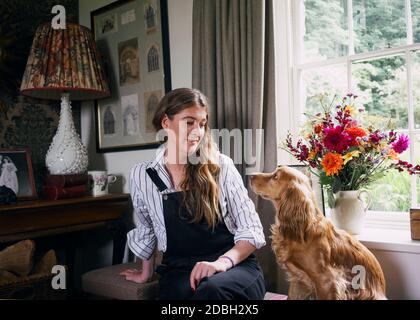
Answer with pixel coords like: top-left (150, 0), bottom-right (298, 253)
top-left (0, 193), bottom-right (131, 264)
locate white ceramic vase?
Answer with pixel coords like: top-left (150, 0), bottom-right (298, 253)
top-left (45, 93), bottom-right (88, 174)
top-left (331, 190), bottom-right (372, 235)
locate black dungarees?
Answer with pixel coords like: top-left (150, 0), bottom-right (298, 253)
top-left (146, 167), bottom-right (266, 300)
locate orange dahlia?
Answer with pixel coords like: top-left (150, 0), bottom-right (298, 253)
top-left (321, 152), bottom-right (343, 176)
top-left (345, 127), bottom-right (366, 146)
top-left (387, 149), bottom-right (399, 160)
top-left (308, 148), bottom-right (318, 160)
top-left (314, 123), bottom-right (323, 135)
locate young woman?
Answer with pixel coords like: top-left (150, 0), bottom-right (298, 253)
top-left (120, 88), bottom-right (266, 300)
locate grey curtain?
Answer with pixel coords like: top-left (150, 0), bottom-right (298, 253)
top-left (192, 0), bottom-right (281, 293)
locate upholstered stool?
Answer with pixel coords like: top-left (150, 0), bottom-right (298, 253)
top-left (82, 262), bottom-right (288, 300)
top-left (81, 262), bottom-right (159, 300)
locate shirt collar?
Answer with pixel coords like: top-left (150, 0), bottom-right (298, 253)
top-left (149, 143), bottom-right (166, 169)
top-left (148, 144), bottom-right (175, 192)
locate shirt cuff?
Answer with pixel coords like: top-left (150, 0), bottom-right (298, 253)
top-left (234, 229), bottom-right (266, 249)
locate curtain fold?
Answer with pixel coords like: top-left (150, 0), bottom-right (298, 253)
top-left (192, 0), bottom-right (280, 293)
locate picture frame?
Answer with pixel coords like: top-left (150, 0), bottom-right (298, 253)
top-left (0, 148), bottom-right (37, 200)
top-left (91, 0), bottom-right (171, 153)
top-left (285, 164), bottom-right (326, 216)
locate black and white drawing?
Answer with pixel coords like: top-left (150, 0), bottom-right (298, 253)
top-left (121, 9), bottom-right (136, 25)
top-left (118, 38), bottom-right (140, 86)
top-left (121, 94), bottom-right (140, 136)
top-left (144, 90), bottom-right (162, 133)
top-left (147, 44), bottom-right (160, 72)
top-left (144, 0), bottom-right (157, 33)
top-left (98, 13), bottom-right (118, 36)
top-left (103, 105), bottom-right (116, 135)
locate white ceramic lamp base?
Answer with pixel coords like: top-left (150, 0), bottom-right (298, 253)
top-left (45, 93), bottom-right (88, 175)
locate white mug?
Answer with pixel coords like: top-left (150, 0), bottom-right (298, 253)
top-left (88, 171), bottom-right (117, 196)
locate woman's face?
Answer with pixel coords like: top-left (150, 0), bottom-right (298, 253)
top-left (162, 104), bottom-right (207, 157)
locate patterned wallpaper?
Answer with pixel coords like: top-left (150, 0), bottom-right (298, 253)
top-left (0, 0), bottom-right (80, 196)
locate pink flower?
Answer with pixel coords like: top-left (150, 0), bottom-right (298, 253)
top-left (322, 126), bottom-right (351, 153)
top-left (392, 134), bottom-right (409, 154)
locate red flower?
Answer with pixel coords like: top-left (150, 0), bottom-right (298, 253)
top-left (322, 126), bottom-right (351, 153)
top-left (345, 127), bottom-right (366, 146)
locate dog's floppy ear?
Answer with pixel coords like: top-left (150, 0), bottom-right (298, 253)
top-left (277, 180), bottom-right (315, 241)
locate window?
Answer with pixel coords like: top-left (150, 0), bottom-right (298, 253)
top-left (290, 0), bottom-right (420, 213)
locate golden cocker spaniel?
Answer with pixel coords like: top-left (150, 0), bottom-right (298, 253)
top-left (250, 166), bottom-right (387, 300)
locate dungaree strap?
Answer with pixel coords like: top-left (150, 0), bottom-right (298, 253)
top-left (146, 167), bottom-right (168, 192)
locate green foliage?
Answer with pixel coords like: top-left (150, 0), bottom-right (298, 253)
top-left (353, 55), bottom-right (408, 129)
top-left (304, 0), bottom-right (348, 59)
top-left (353, 0), bottom-right (406, 52)
top-left (366, 170), bottom-right (411, 211)
top-left (413, 0), bottom-right (420, 43)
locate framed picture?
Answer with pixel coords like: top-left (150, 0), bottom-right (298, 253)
top-left (286, 165), bottom-right (326, 216)
top-left (91, 0), bottom-right (171, 153)
top-left (0, 148), bottom-right (37, 200)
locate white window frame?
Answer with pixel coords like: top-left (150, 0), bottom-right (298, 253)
top-left (275, 0), bottom-right (419, 228)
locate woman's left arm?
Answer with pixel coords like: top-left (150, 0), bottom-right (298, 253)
top-left (190, 240), bottom-right (255, 291)
top-left (189, 155), bottom-right (266, 291)
top-left (216, 240), bottom-right (256, 269)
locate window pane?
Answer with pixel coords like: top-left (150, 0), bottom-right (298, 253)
top-left (416, 134), bottom-right (420, 207)
top-left (368, 170), bottom-right (411, 212)
top-left (368, 140), bottom-right (411, 213)
top-left (302, 64), bottom-right (347, 117)
top-left (352, 54), bottom-right (408, 129)
top-left (413, 0), bottom-right (420, 43)
top-left (353, 0), bottom-right (407, 53)
top-left (303, 0), bottom-right (348, 62)
top-left (413, 51), bottom-right (420, 129)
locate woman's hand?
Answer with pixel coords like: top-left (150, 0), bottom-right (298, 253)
top-left (120, 258), bottom-right (154, 284)
top-left (119, 268), bottom-right (153, 284)
top-left (189, 259), bottom-right (231, 291)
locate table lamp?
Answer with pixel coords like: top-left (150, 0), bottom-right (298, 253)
top-left (20, 23), bottom-right (110, 174)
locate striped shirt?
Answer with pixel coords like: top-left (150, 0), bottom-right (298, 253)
top-left (127, 145), bottom-right (266, 260)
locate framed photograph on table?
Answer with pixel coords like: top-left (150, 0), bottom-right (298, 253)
top-left (91, 0), bottom-right (172, 153)
top-left (0, 148), bottom-right (37, 200)
top-left (285, 164), bottom-right (326, 216)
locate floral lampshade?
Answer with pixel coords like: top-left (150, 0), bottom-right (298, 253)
top-left (20, 23), bottom-right (110, 100)
top-left (20, 23), bottom-right (110, 175)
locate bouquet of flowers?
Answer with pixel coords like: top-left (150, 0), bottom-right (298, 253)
top-left (282, 93), bottom-right (420, 207)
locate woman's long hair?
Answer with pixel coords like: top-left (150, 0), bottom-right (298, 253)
top-left (153, 88), bottom-right (221, 229)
